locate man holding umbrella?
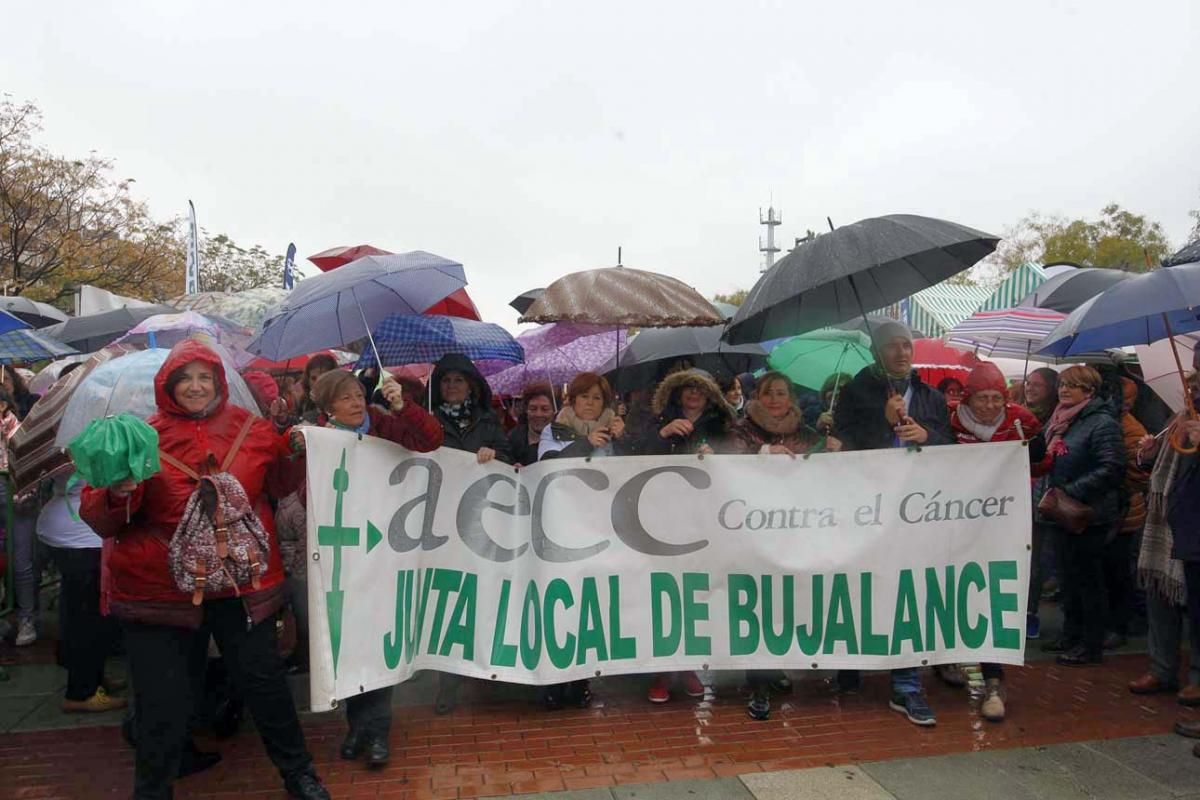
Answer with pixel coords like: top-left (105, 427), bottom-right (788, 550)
top-left (834, 320), bottom-right (953, 726)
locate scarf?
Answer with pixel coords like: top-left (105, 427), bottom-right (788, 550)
top-left (745, 400), bottom-right (800, 436)
top-left (1044, 398), bottom-right (1088, 448)
top-left (554, 406), bottom-right (615, 439)
top-left (955, 403), bottom-right (1003, 443)
top-left (438, 397), bottom-right (475, 431)
top-left (328, 413), bottom-right (371, 436)
top-left (1138, 416), bottom-right (1187, 604)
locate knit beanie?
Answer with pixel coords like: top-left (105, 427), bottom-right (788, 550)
top-left (963, 362), bottom-right (1007, 399)
top-left (869, 320), bottom-right (913, 354)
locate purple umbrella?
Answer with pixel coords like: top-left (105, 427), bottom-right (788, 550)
top-left (486, 324), bottom-right (626, 396)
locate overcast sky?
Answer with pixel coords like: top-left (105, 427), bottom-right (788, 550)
top-left (5, 0), bottom-right (1198, 330)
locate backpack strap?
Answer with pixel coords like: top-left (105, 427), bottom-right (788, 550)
top-left (220, 416), bottom-right (256, 473)
top-left (159, 450), bottom-right (201, 481)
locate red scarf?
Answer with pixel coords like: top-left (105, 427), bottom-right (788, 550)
top-left (1044, 398), bottom-right (1088, 448)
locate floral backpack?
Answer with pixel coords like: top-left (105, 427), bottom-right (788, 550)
top-left (161, 417), bottom-right (271, 605)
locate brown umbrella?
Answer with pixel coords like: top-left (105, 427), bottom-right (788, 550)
top-left (8, 344), bottom-right (139, 500)
top-left (519, 266), bottom-right (722, 327)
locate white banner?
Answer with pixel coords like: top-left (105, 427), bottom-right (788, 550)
top-left (185, 200), bottom-right (200, 294)
top-left (302, 428), bottom-right (1031, 711)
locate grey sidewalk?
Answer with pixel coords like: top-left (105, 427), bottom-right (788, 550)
top-left (519, 736), bottom-right (1200, 800)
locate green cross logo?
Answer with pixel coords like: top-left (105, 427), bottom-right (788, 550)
top-left (317, 449), bottom-right (358, 675)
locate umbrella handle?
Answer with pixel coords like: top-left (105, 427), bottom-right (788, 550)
top-left (353, 295), bottom-right (386, 393)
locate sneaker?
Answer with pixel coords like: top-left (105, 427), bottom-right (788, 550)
top-left (980, 679), bottom-right (1005, 722)
top-left (15, 619), bottom-right (36, 647)
top-left (889, 692), bottom-right (936, 726)
top-left (934, 664), bottom-right (968, 688)
top-left (680, 671), bottom-right (706, 698)
top-left (1026, 614), bottom-right (1040, 640)
top-left (62, 687), bottom-right (128, 714)
top-left (647, 675), bottom-right (671, 703)
top-left (747, 692), bottom-right (770, 721)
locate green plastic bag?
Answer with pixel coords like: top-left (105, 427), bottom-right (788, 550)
top-left (67, 414), bottom-right (161, 489)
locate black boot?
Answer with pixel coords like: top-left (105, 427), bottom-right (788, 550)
top-left (340, 727), bottom-right (365, 760)
top-left (747, 691), bottom-right (770, 721)
top-left (178, 742), bottom-right (222, 778)
top-left (365, 734), bottom-right (390, 768)
top-left (1056, 645), bottom-right (1102, 667)
top-left (284, 768), bottom-right (332, 800)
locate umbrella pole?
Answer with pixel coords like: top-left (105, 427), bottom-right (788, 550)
top-left (1023, 341), bottom-right (1031, 380)
top-left (847, 275), bottom-right (879, 367)
top-left (1163, 313), bottom-right (1199, 454)
top-left (353, 297), bottom-right (386, 391)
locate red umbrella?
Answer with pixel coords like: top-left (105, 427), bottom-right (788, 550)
top-left (912, 338), bottom-right (978, 388)
top-left (309, 244), bottom-right (482, 320)
top-left (307, 244), bottom-right (392, 272)
top-left (423, 288), bottom-right (481, 320)
top-left (245, 350), bottom-right (356, 375)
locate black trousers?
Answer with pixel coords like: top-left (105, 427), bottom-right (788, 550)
top-left (1102, 533), bottom-right (1135, 636)
top-left (1058, 524), bottom-right (1109, 655)
top-left (345, 686), bottom-right (393, 738)
top-left (124, 598), bottom-right (312, 800)
top-left (1186, 561), bottom-right (1200, 654)
top-left (50, 547), bottom-right (117, 701)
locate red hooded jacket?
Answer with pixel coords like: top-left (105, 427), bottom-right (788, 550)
top-left (950, 402), bottom-right (1042, 444)
top-left (81, 341), bottom-right (303, 628)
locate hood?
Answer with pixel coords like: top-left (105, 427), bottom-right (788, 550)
top-left (154, 340), bottom-right (229, 418)
top-left (652, 368), bottom-right (733, 419)
top-left (430, 352), bottom-right (493, 409)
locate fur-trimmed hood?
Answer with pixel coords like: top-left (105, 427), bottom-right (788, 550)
top-left (651, 369), bottom-right (733, 420)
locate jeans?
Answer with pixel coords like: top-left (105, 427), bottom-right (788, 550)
top-left (1059, 524), bottom-right (1109, 655)
top-left (345, 686), bottom-right (393, 738)
top-left (1145, 590), bottom-right (1200, 687)
top-left (50, 547), bottom-right (116, 701)
top-left (1102, 533), bottom-right (1135, 636)
top-left (124, 598), bottom-right (312, 800)
top-left (835, 667), bottom-right (925, 696)
top-left (1, 482), bottom-right (37, 624)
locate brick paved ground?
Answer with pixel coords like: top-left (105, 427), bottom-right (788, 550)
top-left (0, 652), bottom-right (1196, 800)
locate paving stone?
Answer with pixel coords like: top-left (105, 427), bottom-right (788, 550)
top-left (741, 766), bottom-right (895, 800)
top-left (612, 778), bottom-right (755, 800)
top-left (0, 663), bottom-right (66, 698)
top-left (1085, 735), bottom-right (1200, 796)
top-left (0, 695), bottom-right (45, 733)
top-left (515, 790), bottom-right (614, 800)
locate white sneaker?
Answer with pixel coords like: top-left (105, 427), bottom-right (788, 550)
top-left (15, 619), bottom-right (37, 647)
top-left (981, 678), bottom-right (1005, 722)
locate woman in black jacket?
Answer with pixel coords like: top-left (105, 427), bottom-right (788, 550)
top-left (643, 369), bottom-right (735, 457)
top-left (1034, 366), bottom-right (1126, 666)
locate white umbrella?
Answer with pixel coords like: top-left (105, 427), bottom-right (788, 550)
top-left (1136, 334), bottom-right (1200, 413)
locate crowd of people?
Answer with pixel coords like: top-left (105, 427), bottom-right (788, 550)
top-left (2, 317), bottom-right (1200, 798)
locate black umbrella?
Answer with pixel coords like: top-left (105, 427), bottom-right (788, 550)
top-left (1017, 266), bottom-right (1132, 313)
top-left (835, 314), bottom-right (926, 340)
top-left (0, 297), bottom-right (69, 328)
top-left (42, 304), bottom-right (178, 352)
top-left (509, 288), bottom-right (545, 314)
top-left (723, 215), bottom-right (998, 344)
top-left (598, 326), bottom-right (767, 391)
top-left (1164, 240), bottom-right (1200, 268)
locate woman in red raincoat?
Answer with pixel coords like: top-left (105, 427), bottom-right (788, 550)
top-left (81, 341), bottom-right (331, 800)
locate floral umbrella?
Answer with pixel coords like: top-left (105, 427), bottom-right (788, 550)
top-left (485, 324), bottom-right (626, 397)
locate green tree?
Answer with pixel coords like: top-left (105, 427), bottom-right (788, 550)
top-left (197, 231), bottom-right (285, 292)
top-left (980, 204), bottom-right (1171, 281)
top-left (712, 288), bottom-right (749, 306)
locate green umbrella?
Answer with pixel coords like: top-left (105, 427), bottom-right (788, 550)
top-left (767, 329), bottom-right (874, 393)
top-left (67, 414), bottom-right (161, 489)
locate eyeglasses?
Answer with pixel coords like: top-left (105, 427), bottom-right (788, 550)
top-left (1060, 382), bottom-right (1090, 390)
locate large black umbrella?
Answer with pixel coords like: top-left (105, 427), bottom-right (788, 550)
top-left (42, 304), bottom-right (178, 352)
top-left (509, 288), bottom-right (545, 314)
top-left (0, 297), bottom-right (69, 328)
top-left (1018, 265), bottom-right (1132, 313)
top-left (598, 326), bottom-right (767, 391)
top-left (1164, 240), bottom-right (1200, 268)
top-left (723, 215), bottom-right (998, 344)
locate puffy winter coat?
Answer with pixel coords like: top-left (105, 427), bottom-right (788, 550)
top-left (430, 353), bottom-right (512, 462)
top-left (950, 403), bottom-right (1042, 444)
top-left (731, 400), bottom-right (824, 454)
top-left (834, 367), bottom-right (953, 451)
top-left (641, 370), bottom-right (735, 455)
top-left (1119, 411), bottom-right (1150, 533)
top-left (81, 341), bottom-right (303, 628)
top-left (1033, 398), bottom-right (1126, 528)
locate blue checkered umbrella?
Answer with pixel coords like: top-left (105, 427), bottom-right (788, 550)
top-left (0, 328), bottom-right (78, 364)
top-left (355, 315), bottom-right (524, 369)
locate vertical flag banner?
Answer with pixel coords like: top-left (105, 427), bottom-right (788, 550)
top-left (283, 242), bottom-right (297, 290)
top-left (185, 200), bottom-right (200, 294)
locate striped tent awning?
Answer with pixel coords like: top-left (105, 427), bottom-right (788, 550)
top-left (980, 263), bottom-right (1048, 311)
top-left (877, 283), bottom-right (991, 337)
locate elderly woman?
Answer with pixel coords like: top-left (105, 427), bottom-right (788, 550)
top-left (1033, 365), bottom-right (1125, 667)
top-left (309, 369), bottom-right (443, 768)
top-left (429, 353), bottom-right (510, 715)
top-left (80, 341), bottom-right (331, 800)
top-left (508, 383), bottom-right (558, 466)
top-left (946, 362), bottom-right (1043, 720)
top-left (639, 369), bottom-right (734, 703)
top-left (730, 371), bottom-right (841, 720)
top-left (534, 372), bottom-right (628, 709)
